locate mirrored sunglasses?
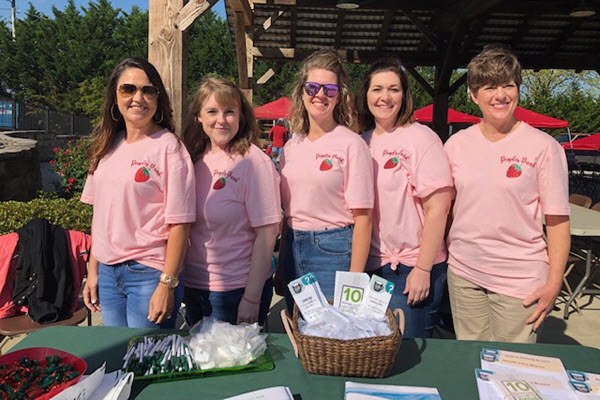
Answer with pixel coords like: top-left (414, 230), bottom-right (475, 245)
top-left (303, 82), bottom-right (340, 97)
top-left (118, 84), bottom-right (160, 100)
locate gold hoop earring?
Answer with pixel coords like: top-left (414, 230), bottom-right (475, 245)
top-left (153, 109), bottom-right (164, 124)
top-left (110, 104), bottom-right (120, 121)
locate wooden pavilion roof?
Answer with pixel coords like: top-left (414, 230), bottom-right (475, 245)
top-left (225, 0), bottom-right (600, 71)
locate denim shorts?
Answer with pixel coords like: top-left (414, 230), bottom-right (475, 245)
top-left (98, 261), bottom-right (183, 329)
top-left (280, 225), bottom-right (353, 309)
top-left (183, 277), bottom-right (273, 327)
top-left (373, 261), bottom-right (448, 338)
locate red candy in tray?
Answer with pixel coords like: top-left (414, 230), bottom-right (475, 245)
top-left (0, 347), bottom-right (87, 400)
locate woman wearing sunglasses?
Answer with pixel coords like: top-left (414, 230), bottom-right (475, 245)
top-left (278, 49), bottom-right (374, 304)
top-left (181, 77), bottom-right (280, 326)
top-left (356, 59), bottom-right (453, 338)
top-left (81, 58), bottom-right (196, 328)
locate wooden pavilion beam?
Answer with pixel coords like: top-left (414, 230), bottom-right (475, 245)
top-left (375, 12), bottom-right (394, 53)
top-left (334, 10), bottom-right (346, 49)
top-left (149, 0), bottom-right (217, 136)
top-left (253, 7), bottom-right (286, 41)
top-left (229, 0), bottom-right (255, 103)
top-left (405, 66), bottom-right (434, 98)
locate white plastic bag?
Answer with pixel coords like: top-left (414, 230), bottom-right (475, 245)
top-left (188, 317), bottom-right (267, 369)
top-left (298, 304), bottom-right (391, 340)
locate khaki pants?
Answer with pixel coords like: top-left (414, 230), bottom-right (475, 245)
top-left (447, 269), bottom-right (537, 343)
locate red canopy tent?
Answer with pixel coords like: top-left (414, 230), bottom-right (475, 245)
top-left (413, 104), bottom-right (480, 124)
top-left (254, 97), bottom-right (292, 120)
top-left (514, 106), bottom-right (569, 129)
top-left (562, 134), bottom-right (600, 151)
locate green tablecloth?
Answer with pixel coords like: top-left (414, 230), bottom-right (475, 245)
top-left (10, 326), bottom-right (600, 399)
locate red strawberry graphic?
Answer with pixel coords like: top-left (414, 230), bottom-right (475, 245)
top-left (134, 167), bottom-right (150, 182)
top-left (383, 157), bottom-right (398, 169)
top-left (506, 164), bottom-right (522, 178)
top-left (319, 159), bottom-right (333, 171)
top-left (213, 177), bottom-right (226, 190)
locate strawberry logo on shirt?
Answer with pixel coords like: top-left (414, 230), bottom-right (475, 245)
top-left (383, 157), bottom-right (398, 169)
top-left (506, 164), bottom-right (522, 178)
top-left (319, 159), bottom-right (333, 171)
top-left (134, 167), bottom-right (150, 183)
top-left (213, 177), bottom-right (226, 190)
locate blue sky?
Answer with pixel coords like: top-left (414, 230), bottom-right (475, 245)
top-left (0, 0), bottom-right (225, 22)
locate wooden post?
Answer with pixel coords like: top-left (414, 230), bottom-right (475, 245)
top-left (149, 0), bottom-right (187, 136)
top-left (230, 0), bottom-right (254, 104)
top-left (149, 0), bottom-right (217, 136)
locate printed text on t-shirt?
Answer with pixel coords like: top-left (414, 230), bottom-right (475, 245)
top-left (382, 149), bottom-right (409, 160)
top-left (131, 160), bottom-right (163, 176)
top-left (315, 153), bottom-right (345, 164)
top-left (500, 156), bottom-right (536, 168)
top-left (213, 169), bottom-right (240, 182)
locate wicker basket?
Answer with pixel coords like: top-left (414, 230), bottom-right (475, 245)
top-left (280, 305), bottom-right (404, 378)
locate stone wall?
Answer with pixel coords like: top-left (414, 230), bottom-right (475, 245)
top-left (7, 130), bottom-right (80, 161)
top-left (0, 133), bottom-right (42, 201)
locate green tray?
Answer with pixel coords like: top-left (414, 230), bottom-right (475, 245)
top-left (125, 333), bottom-right (274, 382)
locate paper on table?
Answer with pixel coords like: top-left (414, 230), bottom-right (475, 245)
top-left (567, 370), bottom-right (600, 399)
top-left (88, 371), bottom-right (133, 400)
top-left (51, 363), bottom-right (106, 400)
top-left (344, 381), bottom-right (441, 399)
top-left (480, 348), bottom-right (569, 386)
top-left (223, 386), bottom-right (294, 399)
top-left (475, 368), bottom-right (578, 400)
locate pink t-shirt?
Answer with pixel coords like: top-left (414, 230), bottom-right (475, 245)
top-left (184, 145), bottom-right (281, 291)
top-left (81, 129), bottom-right (196, 271)
top-left (444, 122), bottom-right (570, 299)
top-left (363, 123), bottom-right (453, 271)
top-left (280, 125), bottom-right (374, 230)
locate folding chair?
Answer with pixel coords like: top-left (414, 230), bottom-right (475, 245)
top-left (569, 193), bottom-right (592, 208)
top-left (562, 202), bottom-right (600, 315)
top-left (0, 306), bottom-right (89, 354)
top-left (0, 227), bottom-right (92, 354)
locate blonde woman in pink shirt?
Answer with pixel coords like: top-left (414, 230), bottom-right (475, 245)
top-left (357, 59), bottom-right (454, 338)
top-left (182, 77), bottom-right (281, 326)
top-left (444, 46), bottom-right (570, 343)
top-left (278, 49), bottom-right (374, 305)
top-left (81, 58), bottom-right (196, 328)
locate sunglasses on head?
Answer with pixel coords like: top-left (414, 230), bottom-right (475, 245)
top-left (118, 83), bottom-right (160, 100)
top-left (303, 82), bottom-right (340, 97)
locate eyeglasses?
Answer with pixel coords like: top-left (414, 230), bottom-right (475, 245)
top-left (303, 82), bottom-right (340, 97)
top-left (117, 84), bottom-right (160, 100)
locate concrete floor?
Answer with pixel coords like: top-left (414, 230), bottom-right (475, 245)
top-left (2, 290), bottom-right (599, 354)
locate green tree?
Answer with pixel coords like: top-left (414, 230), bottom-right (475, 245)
top-left (188, 11), bottom-right (236, 91)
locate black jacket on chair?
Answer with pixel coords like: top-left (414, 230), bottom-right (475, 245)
top-left (13, 218), bottom-right (73, 323)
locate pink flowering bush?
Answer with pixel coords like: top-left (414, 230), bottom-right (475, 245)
top-left (51, 138), bottom-right (91, 196)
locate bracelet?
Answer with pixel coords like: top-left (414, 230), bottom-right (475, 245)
top-left (242, 295), bottom-right (261, 305)
top-left (413, 264), bottom-right (432, 273)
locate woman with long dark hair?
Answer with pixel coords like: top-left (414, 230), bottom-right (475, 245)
top-left (81, 57), bottom-right (195, 328)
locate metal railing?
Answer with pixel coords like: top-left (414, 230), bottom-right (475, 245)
top-left (0, 97), bottom-right (93, 136)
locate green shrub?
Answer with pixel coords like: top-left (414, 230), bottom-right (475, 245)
top-left (51, 138), bottom-right (92, 196)
top-left (0, 194), bottom-right (93, 235)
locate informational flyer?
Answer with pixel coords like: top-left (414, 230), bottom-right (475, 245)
top-left (475, 368), bottom-right (578, 400)
top-left (345, 381), bottom-right (441, 399)
top-left (567, 370), bottom-right (600, 399)
top-left (480, 348), bottom-right (569, 386)
top-left (224, 386), bottom-right (294, 400)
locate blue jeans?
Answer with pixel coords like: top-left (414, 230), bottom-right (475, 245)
top-left (373, 261), bottom-right (448, 338)
top-left (183, 277), bottom-right (273, 327)
top-left (98, 261), bottom-right (183, 329)
top-left (281, 226), bottom-right (353, 311)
